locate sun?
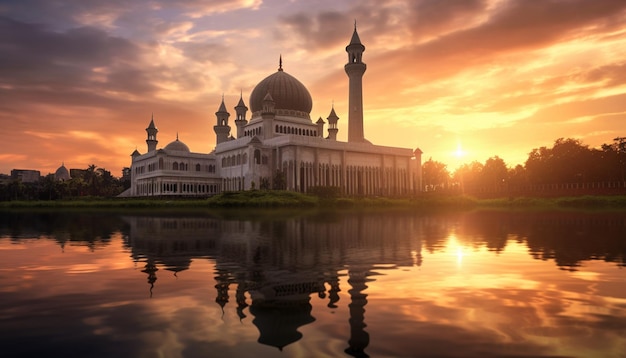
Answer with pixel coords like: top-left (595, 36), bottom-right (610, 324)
top-left (454, 143), bottom-right (466, 158)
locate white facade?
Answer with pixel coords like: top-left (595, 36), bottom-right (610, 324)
top-left (122, 26), bottom-right (422, 198)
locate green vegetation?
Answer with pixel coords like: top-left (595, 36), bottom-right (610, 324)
top-left (1, 191), bottom-right (625, 211)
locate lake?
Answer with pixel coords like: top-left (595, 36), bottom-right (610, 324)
top-left (0, 209), bottom-right (624, 358)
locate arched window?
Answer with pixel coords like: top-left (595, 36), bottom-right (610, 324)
top-left (173, 162), bottom-right (179, 170)
top-left (254, 149), bottom-right (261, 164)
top-left (242, 153), bottom-right (247, 164)
top-left (196, 163), bottom-right (201, 171)
top-left (237, 154), bottom-right (241, 165)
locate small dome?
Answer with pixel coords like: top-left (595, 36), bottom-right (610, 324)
top-left (164, 138), bottom-right (190, 152)
top-left (249, 69), bottom-right (312, 118)
top-left (54, 163), bottom-right (71, 181)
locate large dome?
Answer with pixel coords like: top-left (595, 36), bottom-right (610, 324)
top-left (249, 68), bottom-right (312, 118)
top-left (164, 138), bottom-right (190, 152)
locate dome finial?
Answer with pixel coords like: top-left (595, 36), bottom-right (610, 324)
top-left (176, 132), bottom-right (179, 141)
top-left (278, 54), bottom-right (283, 71)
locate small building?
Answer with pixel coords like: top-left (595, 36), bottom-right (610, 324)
top-left (10, 169), bottom-right (41, 183)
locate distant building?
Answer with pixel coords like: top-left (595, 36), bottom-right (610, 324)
top-left (54, 163), bottom-right (71, 181)
top-left (0, 173), bottom-right (9, 183)
top-left (10, 169), bottom-right (41, 183)
top-left (122, 25), bottom-right (422, 197)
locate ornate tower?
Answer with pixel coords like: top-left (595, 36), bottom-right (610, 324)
top-left (345, 23), bottom-right (367, 143)
top-left (261, 92), bottom-right (276, 140)
top-left (326, 106), bottom-right (339, 141)
top-left (234, 92), bottom-right (248, 138)
top-left (214, 96), bottom-right (231, 145)
top-left (316, 117), bottom-right (325, 138)
top-left (146, 114), bottom-right (158, 152)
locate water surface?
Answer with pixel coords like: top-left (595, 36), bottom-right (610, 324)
top-left (0, 209), bottom-right (624, 358)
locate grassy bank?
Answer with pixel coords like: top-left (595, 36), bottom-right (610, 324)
top-left (1, 191), bottom-right (626, 210)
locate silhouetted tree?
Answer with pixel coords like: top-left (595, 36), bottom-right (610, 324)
top-left (481, 156), bottom-right (508, 187)
top-left (601, 137), bottom-right (626, 181)
top-left (422, 158), bottom-right (450, 191)
top-left (507, 164), bottom-right (527, 188)
top-left (525, 138), bottom-right (594, 184)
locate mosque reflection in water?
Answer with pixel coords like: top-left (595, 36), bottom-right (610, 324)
top-left (120, 210), bottom-right (626, 354)
top-left (1, 209), bottom-right (624, 357)
top-left (123, 212), bottom-right (424, 354)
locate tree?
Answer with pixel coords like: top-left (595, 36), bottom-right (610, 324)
top-left (272, 170), bottom-right (286, 190)
top-left (507, 164), bottom-right (527, 188)
top-left (601, 137), bottom-right (626, 181)
top-left (525, 138), bottom-right (594, 184)
top-left (422, 158), bottom-right (450, 191)
top-left (481, 156), bottom-right (508, 187)
top-left (453, 161), bottom-right (483, 192)
top-left (84, 164), bottom-right (101, 196)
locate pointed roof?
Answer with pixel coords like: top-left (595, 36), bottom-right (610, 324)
top-left (349, 22), bottom-right (362, 45)
top-left (217, 95), bottom-right (228, 113)
top-left (327, 106), bottom-right (339, 121)
top-left (316, 116), bottom-right (325, 124)
top-left (235, 91), bottom-right (247, 109)
top-left (147, 114), bottom-right (157, 130)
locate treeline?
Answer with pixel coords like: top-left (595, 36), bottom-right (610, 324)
top-left (423, 137), bottom-right (626, 196)
top-left (0, 165), bottom-right (129, 201)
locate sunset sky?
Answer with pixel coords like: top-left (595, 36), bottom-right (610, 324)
top-left (2, 0), bottom-right (626, 176)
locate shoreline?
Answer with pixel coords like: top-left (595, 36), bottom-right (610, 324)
top-left (1, 191), bottom-right (626, 211)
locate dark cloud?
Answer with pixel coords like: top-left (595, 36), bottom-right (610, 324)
top-left (0, 0), bottom-right (132, 29)
top-left (0, 16), bottom-right (142, 90)
top-left (278, 11), bottom-right (352, 50)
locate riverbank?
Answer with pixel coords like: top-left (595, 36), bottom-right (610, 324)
top-left (2, 191), bottom-right (626, 210)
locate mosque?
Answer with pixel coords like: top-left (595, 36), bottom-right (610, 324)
top-left (121, 26), bottom-right (422, 197)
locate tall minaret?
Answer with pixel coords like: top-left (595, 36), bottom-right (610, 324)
top-left (214, 96), bottom-right (231, 145)
top-left (234, 92), bottom-right (248, 138)
top-left (345, 23), bottom-right (367, 143)
top-left (146, 114), bottom-right (158, 152)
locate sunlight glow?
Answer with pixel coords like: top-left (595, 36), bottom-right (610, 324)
top-left (447, 236), bottom-right (468, 268)
top-left (454, 142), bottom-right (466, 159)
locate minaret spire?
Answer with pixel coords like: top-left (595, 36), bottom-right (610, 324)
top-left (234, 90), bottom-right (249, 138)
top-left (146, 114), bottom-right (158, 152)
top-left (214, 96), bottom-right (231, 145)
top-left (345, 23), bottom-right (367, 143)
